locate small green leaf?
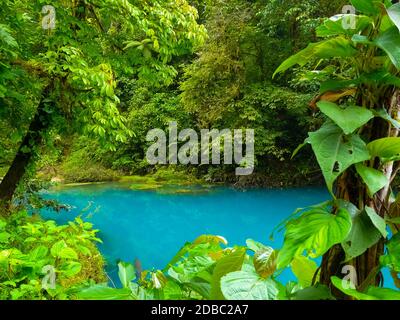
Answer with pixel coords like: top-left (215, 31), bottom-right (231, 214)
top-left (253, 247), bottom-right (278, 278)
top-left (50, 240), bottom-right (67, 258)
top-left (60, 261), bottom-right (82, 277)
top-left (367, 137), bottom-right (400, 161)
top-left (58, 247), bottom-right (78, 260)
top-left (0, 232), bottom-right (10, 243)
top-left (365, 206), bottom-right (387, 238)
top-left (246, 239), bottom-right (267, 252)
top-left (118, 262), bottom-right (136, 288)
top-left (355, 163), bottom-right (388, 196)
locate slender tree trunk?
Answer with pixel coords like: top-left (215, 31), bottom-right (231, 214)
top-left (0, 86), bottom-right (51, 212)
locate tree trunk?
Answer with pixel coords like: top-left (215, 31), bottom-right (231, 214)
top-left (319, 92), bottom-right (400, 298)
top-left (0, 86), bottom-right (51, 212)
top-left (319, 170), bottom-right (385, 298)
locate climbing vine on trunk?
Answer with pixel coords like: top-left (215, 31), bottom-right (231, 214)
top-left (275, 0), bottom-right (400, 298)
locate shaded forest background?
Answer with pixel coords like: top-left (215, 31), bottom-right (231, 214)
top-left (0, 0), bottom-right (347, 188)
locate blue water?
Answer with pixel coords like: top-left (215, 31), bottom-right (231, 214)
top-left (39, 183), bottom-right (395, 289)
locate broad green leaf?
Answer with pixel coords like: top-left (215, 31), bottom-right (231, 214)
top-left (60, 261), bottom-right (82, 277)
top-left (342, 209), bottom-right (382, 261)
top-left (332, 276), bottom-right (400, 300)
top-left (308, 121), bottom-right (370, 192)
top-left (355, 163), bottom-right (388, 196)
top-left (365, 206), bottom-right (387, 238)
top-left (253, 247), bottom-right (278, 278)
top-left (210, 248), bottom-right (246, 300)
top-left (78, 285), bottom-right (134, 300)
top-left (58, 247), bottom-right (78, 260)
top-left (118, 262), bottom-right (136, 288)
top-left (316, 15), bottom-right (372, 38)
top-left (319, 79), bottom-right (359, 94)
top-left (30, 246), bottom-right (49, 260)
top-left (278, 207), bottom-right (352, 268)
top-left (351, 0), bottom-right (380, 14)
top-left (50, 240), bottom-right (67, 258)
top-left (387, 3), bottom-right (400, 33)
top-left (0, 232), bottom-right (10, 243)
top-left (273, 37), bottom-right (357, 77)
top-left (290, 284), bottom-right (335, 300)
top-left (291, 256), bottom-right (318, 288)
top-left (317, 101), bottom-right (374, 135)
top-left (367, 137), bottom-right (400, 160)
top-left (221, 270), bottom-right (279, 300)
top-left (374, 26), bottom-right (400, 70)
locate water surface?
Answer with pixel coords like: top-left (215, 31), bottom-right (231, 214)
top-left (41, 183), bottom-right (393, 289)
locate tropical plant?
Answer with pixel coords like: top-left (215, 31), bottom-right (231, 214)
top-left (0, 211), bottom-right (105, 299)
top-left (274, 0), bottom-right (400, 298)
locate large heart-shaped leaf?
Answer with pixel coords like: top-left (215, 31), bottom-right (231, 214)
top-left (342, 209), bottom-right (382, 261)
top-left (317, 101), bottom-right (374, 135)
top-left (387, 3), bottom-right (400, 32)
top-left (351, 0), bottom-right (380, 14)
top-left (308, 121), bottom-right (371, 192)
top-left (355, 163), bottom-right (388, 196)
top-left (277, 207), bottom-right (352, 268)
top-left (374, 26), bottom-right (400, 70)
top-left (221, 270), bottom-right (279, 300)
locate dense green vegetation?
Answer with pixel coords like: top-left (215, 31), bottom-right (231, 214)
top-left (3, 0), bottom-right (400, 301)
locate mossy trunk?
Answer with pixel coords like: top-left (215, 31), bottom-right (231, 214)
top-left (319, 171), bottom-right (385, 298)
top-left (0, 86), bottom-right (51, 213)
top-left (320, 91), bottom-right (400, 298)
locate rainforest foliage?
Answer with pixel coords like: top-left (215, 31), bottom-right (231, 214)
top-left (2, 0), bottom-right (400, 301)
